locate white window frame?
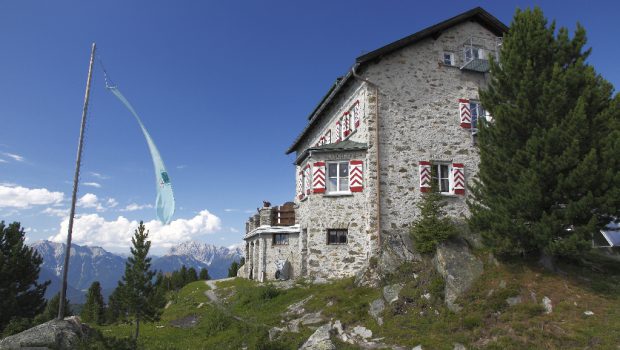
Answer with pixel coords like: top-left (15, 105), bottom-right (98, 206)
top-left (432, 162), bottom-right (453, 194)
top-left (442, 52), bottom-right (455, 66)
top-left (326, 161), bottom-right (350, 194)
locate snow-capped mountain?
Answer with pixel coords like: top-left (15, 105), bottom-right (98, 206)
top-left (30, 240), bottom-right (244, 303)
top-left (153, 241), bottom-right (243, 278)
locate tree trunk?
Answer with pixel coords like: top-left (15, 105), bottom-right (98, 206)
top-left (134, 316), bottom-right (140, 341)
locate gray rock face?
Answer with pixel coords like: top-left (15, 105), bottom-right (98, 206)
top-left (433, 239), bottom-right (483, 312)
top-left (0, 317), bottom-right (90, 350)
top-left (299, 323), bottom-right (335, 350)
top-left (542, 296), bottom-right (552, 314)
top-left (383, 284), bottom-right (403, 304)
top-left (369, 298), bottom-right (385, 325)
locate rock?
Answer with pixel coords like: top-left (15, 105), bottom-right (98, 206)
top-left (584, 310), bottom-right (594, 316)
top-left (333, 320), bottom-right (344, 335)
top-left (197, 302), bottom-right (205, 308)
top-left (421, 293), bottom-right (431, 300)
top-left (412, 345), bottom-right (423, 350)
top-left (300, 311), bottom-right (323, 325)
top-left (506, 296), bottom-right (522, 306)
top-left (300, 323), bottom-right (334, 350)
top-left (312, 277), bottom-right (328, 285)
top-left (284, 295), bottom-right (314, 317)
top-left (498, 280), bottom-right (506, 289)
top-left (542, 296), bottom-right (552, 314)
top-left (0, 317), bottom-right (91, 350)
top-left (453, 343), bottom-right (466, 350)
top-left (369, 298), bottom-right (385, 325)
top-left (352, 326), bottom-right (372, 339)
top-left (383, 284), bottom-right (403, 304)
top-left (433, 238), bottom-right (484, 312)
top-left (268, 327), bottom-right (285, 341)
top-left (165, 300), bottom-right (173, 309)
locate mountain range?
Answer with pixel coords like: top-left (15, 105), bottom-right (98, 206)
top-left (30, 240), bottom-right (243, 303)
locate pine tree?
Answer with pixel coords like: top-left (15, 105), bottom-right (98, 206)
top-left (118, 221), bottom-right (165, 340)
top-left (34, 293), bottom-right (72, 324)
top-left (410, 181), bottom-right (457, 254)
top-left (81, 281), bottom-right (105, 325)
top-left (469, 7), bottom-right (620, 258)
top-left (187, 267), bottom-right (198, 283)
top-left (227, 261), bottom-right (240, 277)
top-left (105, 287), bottom-right (123, 324)
top-left (199, 267), bottom-right (210, 280)
top-left (0, 221), bottom-right (49, 333)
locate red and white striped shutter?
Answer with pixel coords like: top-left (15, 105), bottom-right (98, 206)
top-left (343, 113), bottom-right (351, 137)
top-left (349, 160), bottom-right (363, 192)
top-left (459, 99), bottom-right (471, 128)
top-left (305, 165), bottom-right (312, 195)
top-left (335, 121), bottom-right (341, 142)
top-left (452, 163), bottom-right (465, 195)
top-left (419, 161), bottom-right (432, 192)
top-left (313, 162), bottom-right (326, 194)
top-left (353, 101), bottom-right (360, 129)
top-left (297, 170), bottom-right (304, 200)
top-left (326, 130), bottom-right (331, 144)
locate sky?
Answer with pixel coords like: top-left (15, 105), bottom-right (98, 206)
top-left (0, 0), bottom-right (618, 255)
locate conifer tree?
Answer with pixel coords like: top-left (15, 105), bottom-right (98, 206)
top-left (187, 267), bottom-right (198, 283)
top-left (199, 267), bottom-right (210, 280)
top-left (81, 281), bottom-right (105, 325)
top-left (410, 181), bottom-right (457, 254)
top-left (469, 8), bottom-right (620, 258)
top-left (227, 261), bottom-right (240, 277)
top-left (34, 293), bottom-right (72, 324)
top-left (0, 221), bottom-right (49, 333)
top-left (118, 221), bottom-right (165, 340)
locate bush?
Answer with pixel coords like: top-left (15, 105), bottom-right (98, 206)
top-left (1, 317), bottom-right (32, 337)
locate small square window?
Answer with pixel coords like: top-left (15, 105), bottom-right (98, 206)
top-left (273, 233), bottom-right (289, 245)
top-left (443, 52), bottom-right (454, 66)
top-left (327, 229), bottom-right (348, 245)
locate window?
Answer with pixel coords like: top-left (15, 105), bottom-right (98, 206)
top-left (442, 52), bottom-right (455, 66)
top-left (272, 233), bottom-right (289, 245)
top-left (300, 168), bottom-right (307, 197)
top-left (327, 161), bottom-right (349, 193)
top-left (327, 229), bottom-right (347, 245)
top-left (432, 163), bottom-right (451, 193)
top-left (469, 100), bottom-right (485, 129)
top-left (464, 47), bottom-right (484, 62)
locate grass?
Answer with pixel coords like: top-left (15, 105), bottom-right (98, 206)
top-left (90, 252), bottom-right (620, 349)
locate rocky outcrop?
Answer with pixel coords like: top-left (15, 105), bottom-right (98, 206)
top-left (433, 238), bottom-right (483, 312)
top-left (299, 323), bottom-right (335, 350)
top-left (0, 317), bottom-right (91, 350)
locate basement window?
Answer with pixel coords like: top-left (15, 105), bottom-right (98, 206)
top-left (327, 229), bottom-right (348, 245)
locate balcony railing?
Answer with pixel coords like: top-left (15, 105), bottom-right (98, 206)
top-left (460, 36), bottom-right (502, 73)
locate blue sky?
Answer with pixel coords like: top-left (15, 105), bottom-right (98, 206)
top-left (1, 1), bottom-right (618, 254)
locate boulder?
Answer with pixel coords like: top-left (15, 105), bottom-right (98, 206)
top-left (433, 238), bottom-right (483, 312)
top-left (299, 323), bottom-right (334, 350)
top-left (0, 317), bottom-right (91, 350)
top-left (351, 326), bottom-right (372, 340)
top-left (368, 298), bottom-right (385, 325)
top-left (542, 296), bottom-right (552, 314)
top-left (383, 284), bottom-right (403, 304)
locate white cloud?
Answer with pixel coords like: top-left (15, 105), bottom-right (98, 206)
top-left (176, 165), bottom-right (187, 169)
top-left (224, 208), bottom-right (238, 212)
top-left (83, 182), bottom-right (101, 188)
top-left (244, 209), bottom-right (256, 214)
top-left (121, 203), bottom-right (153, 212)
top-left (106, 198), bottom-right (118, 208)
top-left (42, 207), bottom-right (69, 218)
top-left (77, 193), bottom-right (105, 211)
top-left (0, 184), bottom-right (64, 208)
top-left (229, 227), bottom-right (239, 233)
top-left (0, 159), bottom-right (7, 163)
top-left (2, 152), bottom-right (25, 162)
top-left (88, 172), bottom-right (110, 180)
top-left (49, 210), bottom-right (222, 251)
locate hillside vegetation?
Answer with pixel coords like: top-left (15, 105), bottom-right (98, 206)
top-left (91, 251), bottom-right (620, 349)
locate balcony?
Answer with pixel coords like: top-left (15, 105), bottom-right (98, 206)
top-left (460, 36), bottom-right (502, 73)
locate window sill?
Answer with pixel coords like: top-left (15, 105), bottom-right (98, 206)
top-left (324, 192), bottom-right (353, 197)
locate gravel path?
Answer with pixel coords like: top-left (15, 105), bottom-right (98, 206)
top-left (204, 277), bottom-right (234, 303)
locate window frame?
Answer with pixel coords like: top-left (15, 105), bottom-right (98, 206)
top-left (272, 233), bottom-right (289, 246)
top-left (432, 162), bottom-right (453, 194)
top-left (442, 52), bottom-right (455, 66)
top-left (327, 229), bottom-right (348, 245)
top-left (326, 161), bottom-right (350, 194)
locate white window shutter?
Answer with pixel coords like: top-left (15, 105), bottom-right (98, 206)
top-left (452, 163), bottom-right (465, 195)
top-left (353, 100), bottom-right (360, 129)
top-left (335, 120), bottom-right (341, 142)
top-left (419, 161), bottom-right (431, 192)
top-left (349, 160), bottom-right (363, 192)
top-left (297, 170), bottom-right (304, 200)
top-left (459, 99), bottom-right (471, 128)
top-left (312, 162), bottom-right (326, 194)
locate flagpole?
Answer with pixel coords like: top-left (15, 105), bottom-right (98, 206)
top-left (58, 42), bottom-right (96, 320)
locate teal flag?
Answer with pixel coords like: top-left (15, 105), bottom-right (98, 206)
top-left (107, 86), bottom-right (175, 224)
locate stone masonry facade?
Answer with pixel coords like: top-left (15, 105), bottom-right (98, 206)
top-left (240, 8), bottom-right (507, 281)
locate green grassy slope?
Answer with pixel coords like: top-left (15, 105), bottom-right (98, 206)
top-left (94, 253), bottom-right (620, 349)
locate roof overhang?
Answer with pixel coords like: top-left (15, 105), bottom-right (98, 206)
top-left (244, 224), bottom-right (300, 240)
top-left (295, 141), bottom-right (368, 165)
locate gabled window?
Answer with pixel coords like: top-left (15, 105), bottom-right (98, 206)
top-left (327, 229), bottom-right (347, 245)
top-left (327, 161), bottom-right (349, 193)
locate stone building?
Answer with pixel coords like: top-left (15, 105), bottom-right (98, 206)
top-left (239, 7), bottom-right (507, 281)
